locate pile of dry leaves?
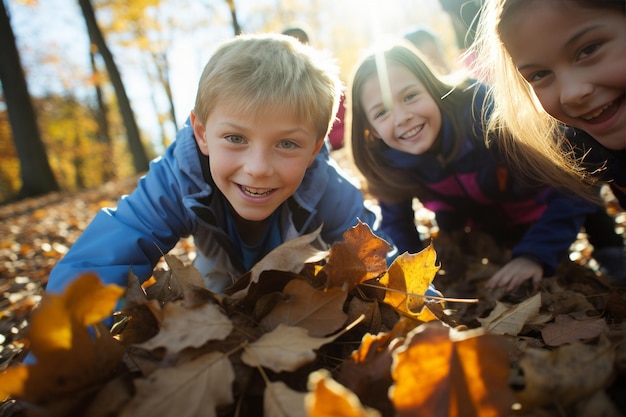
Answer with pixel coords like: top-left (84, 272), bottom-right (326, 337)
top-left (1, 151), bottom-right (625, 416)
top-left (0, 219), bottom-right (624, 417)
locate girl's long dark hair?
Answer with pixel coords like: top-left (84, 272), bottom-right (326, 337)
top-left (349, 42), bottom-right (476, 203)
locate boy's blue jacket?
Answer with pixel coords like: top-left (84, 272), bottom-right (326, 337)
top-left (46, 121), bottom-right (382, 294)
top-left (379, 84), bottom-right (596, 276)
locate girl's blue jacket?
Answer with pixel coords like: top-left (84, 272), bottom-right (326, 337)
top-left (566, 127), bottom-right (626, 210)
top-left (46, 121), bottom-right (382, 294)
top-left (379, 84), bottom-right (596, 276)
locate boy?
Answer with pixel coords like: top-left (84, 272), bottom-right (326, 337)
top-left (46, 33), bottom-right (381, 293)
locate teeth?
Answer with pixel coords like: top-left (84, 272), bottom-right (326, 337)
top-left (401, 125), bottom-right (423, 139)
top-left (582, 103), bottom-right (611, 120)
top-left (242, 186), bottom-right (272, 197)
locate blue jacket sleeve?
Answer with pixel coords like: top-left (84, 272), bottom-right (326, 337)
top-left (379, 199), bottom-right (422, 254)
top-left (46, 153), bottom-right (195, 293)
top-left (511, 190), bottom-right (596, 275)
top-left (304, 147), bottom-right (401, 263)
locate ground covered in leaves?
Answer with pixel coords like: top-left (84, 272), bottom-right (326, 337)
top-left (0, 149), bottom-right (625, 417)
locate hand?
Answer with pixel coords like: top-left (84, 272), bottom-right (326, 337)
top-left (485, 257), bottom-right (543, 293)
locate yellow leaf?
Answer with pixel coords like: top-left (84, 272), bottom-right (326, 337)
top-left (0, 273), bottom-right (124, 403)
top-left (379, 244), bottom-right (439, 318)
top-left (64, 272), bottom-right (125, 326)
top-left (306, 369), bottom-right (381, 417)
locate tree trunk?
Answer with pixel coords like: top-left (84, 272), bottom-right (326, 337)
top-left (78, 0), bottom-right (150, 173)
top-left (89, 46), bottom-right (115, 181)
top-left (0, 0), bottom-right (60, 199)
top-left (224, 0), bottom-right (242, 36)
top-left (151, 50), bottom-right (177, 132)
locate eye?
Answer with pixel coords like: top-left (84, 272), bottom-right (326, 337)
top-left (374, 107), bottom-right (389, 119)
top-left (405, 92), bottom-right (418, 103)
top-left (527, 70), bottom-right (551, 83)
top-left (577, 42), bottom-right (601, 61)
top-left (225, 134), bottom-right (245, 144)
top-left (277, 140), bottom-right (299, 150)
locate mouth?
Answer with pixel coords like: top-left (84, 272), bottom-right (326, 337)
top-left (580, 97), bottom-right (622, 124)
top-left (399, 124), bottom-right (424, 140)
top-left (239, 185), bottom-right (275, 197)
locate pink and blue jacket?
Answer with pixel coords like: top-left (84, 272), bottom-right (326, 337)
top-left (379, 84), bottom-right (596, 276)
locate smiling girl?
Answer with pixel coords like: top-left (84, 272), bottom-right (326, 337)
top-left (473, 0), bottom-right (625, 208)
top-left (349, 42), bottom-right (596, 292)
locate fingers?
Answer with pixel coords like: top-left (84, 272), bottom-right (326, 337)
top-left (485, 257), bottom-right (543, 293)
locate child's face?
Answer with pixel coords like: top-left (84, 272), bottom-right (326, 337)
top-left (502, 3), bottom-right (626, 150)
top-left (191, 105), bottom-right (323, 222)
top-left (361, 63), bottom-right (441, 155)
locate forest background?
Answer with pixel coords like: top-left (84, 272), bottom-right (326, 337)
top-left (0, 0), bottom-right (470, 203)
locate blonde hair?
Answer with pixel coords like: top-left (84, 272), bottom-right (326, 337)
top-left (194, 33), bottom-right (342, 142)
top-left (470, 0), bottom-right (624, 203)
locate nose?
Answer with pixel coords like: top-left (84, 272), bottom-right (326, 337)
top-left (394, 105), bottom-right (413, 127)
top-left (559, 77), bottom-right (593, 107)
top-left (243, 148), bottom-right (273, 177)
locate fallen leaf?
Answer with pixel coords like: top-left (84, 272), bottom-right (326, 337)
top-left (541, 315), bottom-right (610, 346)
top-left (119, 351), bottom-right (234, 417)
top-left (0, 273), bottom-right (124, 403)
top-left (390, 323), bottom-right (514, 417)
top-left (336, 324), bottom-right (404, 416)
top-left (515, 334), bottom-right (615, 408)
top-left (477, 293), bottom-right (542, 335)
top-left (322, 221), bottom-right (391, 291)
top-left (264, 381), bottom-right (307, 417)
top-left (144, 268), bottom-right (183, 304)
top-left (306, 368), bottom-right (382, 417)
top-left (241, 324), bottom-right (339, 373)
top-left (260, 279), bottom-right (348, 337)
top-left (163, 255), bottom-right (215, 307)
top-left (136, 301), bottom-right (233, 354)
top-left (250, 225), bottom-right (328, 285)
top-left (379, 244), bottom-right (440, 319)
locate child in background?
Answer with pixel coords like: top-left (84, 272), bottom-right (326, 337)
top-left (45, 33), bottom-right (384, 295)
top-left (282, 26), bottom-right (346, 150)
top-left (472, 0), bottom-right (625, 283)
top-left (403, 27), bottom-right (451, 75)
top-left (348, 41), bottom-right (596, 292)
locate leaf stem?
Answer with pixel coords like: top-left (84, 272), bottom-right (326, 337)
top-left (360, 282), bottom-right (479, 303)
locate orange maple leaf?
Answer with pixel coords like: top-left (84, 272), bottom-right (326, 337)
top-left (322, 221), bottom-right (391, 291)
top-left (0, 273), bottom-right (124, 403)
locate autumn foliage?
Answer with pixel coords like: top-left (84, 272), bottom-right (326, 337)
top-left (0, 221), bottom-right (624, 417)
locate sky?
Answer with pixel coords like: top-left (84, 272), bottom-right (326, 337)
top-left (5, 0), bottom-right (458, 154)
